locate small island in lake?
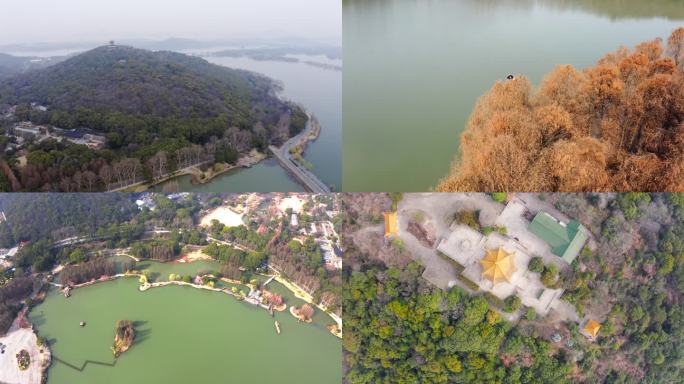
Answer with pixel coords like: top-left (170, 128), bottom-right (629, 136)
top-left (290, 304), bottom-right (314, 323)
top-left (111, 320), bottom-right (135, 357)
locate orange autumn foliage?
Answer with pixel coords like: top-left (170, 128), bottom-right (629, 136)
top-left (438, 28), bottom-right (684, 192)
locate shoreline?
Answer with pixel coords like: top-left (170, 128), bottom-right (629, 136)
top-left (266, 265), bottom-right (343, 338)
top-left (130, 111), bottom-right (322, 192)
top-left (118, 150), bottom-right (266, 192)
top-left (55, 263), bottom-right (341, 337)
top-left (185, 150), bottom-right (267, 186)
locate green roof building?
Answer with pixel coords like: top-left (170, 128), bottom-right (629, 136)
top-left (528, 212), bottom-right (589, 264)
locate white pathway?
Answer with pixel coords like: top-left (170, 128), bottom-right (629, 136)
top-left (0, 322), bottom-right (47, 384)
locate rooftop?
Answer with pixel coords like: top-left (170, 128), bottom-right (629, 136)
top-left (480, 246), bottom-right (517, 284)
top-left (528, 212), bottom-right (589, 264)
top-left (582, 319), bottom-right (601, 339)
top-left (384, 212), bottom-right (398, 238)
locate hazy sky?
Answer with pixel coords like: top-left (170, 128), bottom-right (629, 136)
top-left (0, 0), bottom-right (340, 45)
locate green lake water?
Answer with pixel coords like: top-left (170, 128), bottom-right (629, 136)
top-left (342, 0), bottom-right (684, 191)
top-left (153, 158), bottom-right (304, 193)
top-left (30, 262), bottom-right (341, 384)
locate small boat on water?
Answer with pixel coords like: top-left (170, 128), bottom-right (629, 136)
top-left (275, 321), bottom-right (281, 334)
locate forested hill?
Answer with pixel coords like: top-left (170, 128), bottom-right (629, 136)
top-left (0, 53), bottom-right (31, 79)
top-left (0, 45), bottom-right (309, 192)
top-left (0, 45), bottom-right (284, 124)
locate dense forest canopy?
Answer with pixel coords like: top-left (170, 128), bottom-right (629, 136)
top-left (342, 193), bottom-right (684, 384)
top-left (344, 264), bottom-right (571, 384)
top-left (438, 28), bottom-right (684, 192)
top-left (0, 45), bottom-right (283, 126)
top-left (0, 193), bottom-right (137, 248)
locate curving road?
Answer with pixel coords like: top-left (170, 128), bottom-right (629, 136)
top-left (268, 116), bottom-right (330, 193)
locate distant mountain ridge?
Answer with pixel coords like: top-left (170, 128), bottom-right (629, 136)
top-left (0, 52), bottom-right (64, 80)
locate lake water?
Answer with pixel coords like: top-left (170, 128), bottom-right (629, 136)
top-left (153, 158), bottom-right (305, 193)
top-left (342, 0), bottom-right (684, 191)
top-left (156, 54), bottom-right (342, 192)
top-left (30, 261), bottom-right (341, 384)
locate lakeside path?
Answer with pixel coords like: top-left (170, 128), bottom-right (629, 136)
top-left (114, 112), bottom-right (324, 193)
top-left (112, 151), bottom-right (266, 192)
top-left (267, 264), bottom-right (342, 338)
top-left (58, 264), bottom-right (342, 338)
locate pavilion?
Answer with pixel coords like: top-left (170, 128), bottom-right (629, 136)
top-left (384, 212), bottom-right (398, 238)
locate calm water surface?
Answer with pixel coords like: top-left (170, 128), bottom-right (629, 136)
top-left (30, 262), bottom-right (341, 384)
top-left (343, 0), bottom-right (684, 191)
top-left (153, 158), bottom-right (304, 193)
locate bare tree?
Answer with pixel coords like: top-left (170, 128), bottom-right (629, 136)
top-left (83, 170), bottom-right (98, 191)
top-left (225, 127), bottom-right (253, 152)
top-left (113, 158), bottom-right (141, 187)
top-left (59, 176), bottom-right (74, 192)
top-left (147, 151), bottom-right (168, 180)
top-left (438, 29), bottom-right (684, 193)
top-left (72, 171), bottom-right (83, 191)
top-left (191, 144), bottom-right (203, 165)
top-left (668, 27), bottom-right (684, 68)
top-left (99, 164), bottom-right (114, 191)
top-left (175, 147), bottom-right (194, 169)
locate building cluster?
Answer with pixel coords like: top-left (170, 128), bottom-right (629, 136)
top-left (275, 194), bottom-right (342, 270)
top-left (0, 246), bottom-right (19, 269)
top-left (389, 195), bottom-right (602, 341)
top-left (135, 193), bottom-right (157, 211)
top-left (3, 120), bottom-right (106, 154)
top-left (308, 220), bottom-right (342, 270)
top-left (135, 192), bottom-right (190, 211)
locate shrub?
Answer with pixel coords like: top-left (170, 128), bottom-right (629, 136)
top-left (541, 264), bottom-right (559, 287)
top-left (503, 295), bottom-right (522, 313)
top-left (455, 210), bottom-right (480, 230)
top-left (528, 257), bottom-right (544, 273)
top-left (491, 192), bottom-right (507, 203)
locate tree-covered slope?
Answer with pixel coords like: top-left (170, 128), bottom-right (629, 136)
top-left (0, 45), bottom-right (284, 126)
top-left (0, 193), bottom-right (137, 247)
top-left (0, 46), bottom-right (309, 192)
top-left (438, 28), bottom-right (684, 192)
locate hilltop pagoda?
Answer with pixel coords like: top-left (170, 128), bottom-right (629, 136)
top-left (480, 246), bottom-right (516, 284)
